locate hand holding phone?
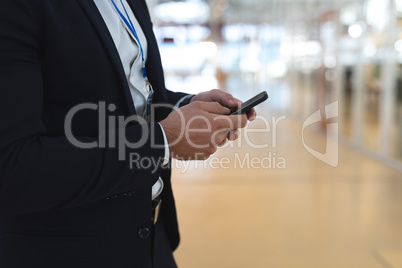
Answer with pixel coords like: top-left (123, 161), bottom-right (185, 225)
top-left (230, 91), bottom-right (268, 115)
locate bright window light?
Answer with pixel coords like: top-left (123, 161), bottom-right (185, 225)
top-left (348, 24), bottom-right (363, 38)
top-left (364, 44), bottom-right (377, 57)
top-left (280, 41), bottom-right (322, 57)
top-left (324, 57), bottom-right (337, 69)
top-left (366, 0), bottom-right (388, 30)
top-left (266, 61), bottom-right (288, 78)
top-left (395, 40), bottom-right (402, 52)
top-left (154, 1), bottom-right (210, 24)
top-left (340, 5), bottom-right (358, 25)
top-left (195, 42), bottom-right (218, 58)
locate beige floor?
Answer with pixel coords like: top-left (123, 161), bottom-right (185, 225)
top-left (171, 109), bottom-right (402, 268)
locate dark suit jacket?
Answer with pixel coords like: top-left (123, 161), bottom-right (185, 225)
top-left (0, 0), bottom-right (187, 267)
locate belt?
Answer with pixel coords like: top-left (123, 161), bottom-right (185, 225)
top-left (151, 197), bottom-right (162, 225)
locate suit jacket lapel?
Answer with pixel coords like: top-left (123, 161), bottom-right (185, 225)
top-left (76, 0), bottom-right (137, 115)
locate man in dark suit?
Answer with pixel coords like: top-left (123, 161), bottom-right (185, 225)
top-left (0, 0), bottom-right (254, 267)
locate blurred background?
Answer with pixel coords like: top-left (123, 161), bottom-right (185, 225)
top-left (147, 0), bottom-right (402, 267)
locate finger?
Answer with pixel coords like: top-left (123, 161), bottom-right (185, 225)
top-left (213, 131), bottom-right (229, 147)
top-left (200, 101), bottom-right (231, 115)
top-left (247, 108), bottom-right (257, 121)
top-left (209, 89), bottom-right (240, 109)
top-left (214, 114), bottom-right (248, 131)
top-left (227, 129), bottom-right (240, 141)
top-left (217, 139), bottom-right (227, 147)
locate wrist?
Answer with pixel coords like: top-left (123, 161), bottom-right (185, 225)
top-left (189, 95), bottom-right (195, 103)
top-left (181, 94), bottom-right (195, 107)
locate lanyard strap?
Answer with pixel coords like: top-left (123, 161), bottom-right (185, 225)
top-left (110, 0), bottom-right (154, 119)
top-left (110, 0), bottom-right (148, 80)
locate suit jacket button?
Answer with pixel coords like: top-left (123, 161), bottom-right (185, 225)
top-left (138, 227), bottom-right (150, 239)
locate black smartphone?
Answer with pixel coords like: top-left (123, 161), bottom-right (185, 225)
top-left (230, 91), bottom-right (269, 115)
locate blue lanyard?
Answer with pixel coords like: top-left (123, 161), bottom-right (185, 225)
top-left (110, 0), bottom-right (148, 81)
top-left (110, 0), bottom-right (154, 119)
